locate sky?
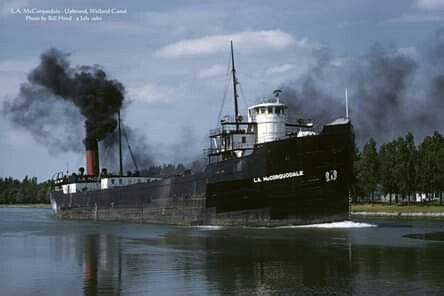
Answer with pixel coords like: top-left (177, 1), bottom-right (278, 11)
top-left (1, 0), bottom-right (444, 181)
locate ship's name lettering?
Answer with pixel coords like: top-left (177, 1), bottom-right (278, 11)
top-left (253, 171), bottom-right (304, 183)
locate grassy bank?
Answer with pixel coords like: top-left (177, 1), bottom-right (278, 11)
top-left (352, 203), bottom-right (444, 213)
top-left (0, 203), bottom-right (50, 209)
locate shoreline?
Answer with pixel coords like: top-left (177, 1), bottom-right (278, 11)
top-left (0, 204), bottom-right (51, 209)
top-left (1, 204), bottom-right (443, 218)
top-left (351, 203), bottom-right (444, 217)
top-left (351, 211), bottom-right (444, 217)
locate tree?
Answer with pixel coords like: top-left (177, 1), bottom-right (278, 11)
top-left (357, 138), bottom-right (379, 202)
top-left (379, 141), bottom-right (398, 204)
top-left (417, 131), bottom-right (444, 204)
top-left (0, 176), bottom-right (50, 204)
top-left (351, 144), bottom-right (364, 202)
top-left (393, 133), bottom-right (417, 204)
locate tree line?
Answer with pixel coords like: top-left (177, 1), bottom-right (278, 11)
top-left (353, 131), bottom-right (444, 204)
top-left (0, 176), bottom-right (51, 204)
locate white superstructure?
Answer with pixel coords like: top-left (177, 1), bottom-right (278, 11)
top-left (100, 176), bottom-right (159, 189)
top-left (208, 91), bottom-right (318, 163)
top-left (55, 176), bottom-right (161, 194)
top-left (248, 100), bottom-right (288, 144)
top-left (61, 181), bottom-right (100, 194)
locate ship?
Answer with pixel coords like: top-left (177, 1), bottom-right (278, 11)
top-left (50, 42), bottom-right (354, 226)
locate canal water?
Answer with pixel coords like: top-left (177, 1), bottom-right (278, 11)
top-left (1, 208), bottom-right (444, 295)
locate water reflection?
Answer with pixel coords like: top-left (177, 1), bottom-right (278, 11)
top-left (81, 234), bottom-right (121, 296)
top-left (1, 209), bottom-right (444, 295)
top-left (77, 229), bottom-right (354, 295)
top-left (74, 225), bottom-right (444, 295)
top-left (108, 229), bottom-right (354, 295)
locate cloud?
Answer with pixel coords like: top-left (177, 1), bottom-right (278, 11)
top-left (382, 13), bottom-right (444, 24)
top-left (337, 20), bottom-right (369, 29)
top-left (127, 84), bottom-right (172, 104)
top-left (0, 76), bottom-right (21, 101)
top-left (416, 0), bottom-right (444, 11)
top-left (155, 30), bottom-right (315, 58)
top-left (0, 57), bottom-right (36, 100)
top-left (0, 57), bottom-right (36, 73)
top-left (198, 64), bottom-right (227, 79)
top-left (266, 63), bottom-right (295, 75)
top-left (396, 46), bottom-right (418, 58)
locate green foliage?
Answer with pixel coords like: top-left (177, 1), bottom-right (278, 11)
top-left (140, 161), bottom-right (205, 177)
top-left (354, 131), bottom-right (444, 203)
top-left (356, 138), bottom-right (379, 199)
top-left (379, 141), bottom-right (398, 196)
top-left (416, 132), bottom-right (444, 195)
top-left (0, 176), bottom-right (51, 204)
top-left (351, 144), bottom-right (365, 200)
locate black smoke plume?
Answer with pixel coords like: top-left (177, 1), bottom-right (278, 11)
top-left (100, 124), bottom-right (155, 173)
top-left (3, 48), bottom-right (124, 151)
top-left (281, 49), bottom-right (344, 126)
top-left (280, 30), bottom-right (444, 146)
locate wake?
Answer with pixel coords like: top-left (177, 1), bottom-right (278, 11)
top-left (287, 220), bottom-right (377, 228)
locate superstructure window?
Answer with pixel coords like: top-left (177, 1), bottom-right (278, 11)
top-left (111, 179), bottom-right (115, 185)
top-left (268, 106), bottom-right (273, 114)
top-left (119, 178), bottom-right (122, 184)
top-left (276, 107), bottom-right (281, 114)
top-left (260, 107), bottom-right (265, 114)
top-left (242, 136), bottom-right (246, 143)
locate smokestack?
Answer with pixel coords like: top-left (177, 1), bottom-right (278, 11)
top-left (85, 138), bottom-right (99, 176)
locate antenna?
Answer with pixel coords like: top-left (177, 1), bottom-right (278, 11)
top-left (118, 110), bottom-right (123, 177)
top-left (345, 88), bottom-right (349, 119)
top-left (122, 126), bottom-right (139, 172)
top-left (230, 40), bottom-right (240, 131)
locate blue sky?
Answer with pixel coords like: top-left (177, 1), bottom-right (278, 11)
top-left (1, 0), bottom-right (444, 180)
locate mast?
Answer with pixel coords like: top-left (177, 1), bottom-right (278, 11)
top-left (345, 88), bottom-right (349, 119)
top-left (118, 110), bottom-right (123, 176)
top-left (230, 40), bottom-right (240, 130)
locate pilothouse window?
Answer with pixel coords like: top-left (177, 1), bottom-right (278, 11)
top-left (276, 107), bottom-right (281, 114)
top-left (268, 106), bottom-right (273, 114)
top-left (260, 107), bottom-right (265, 114)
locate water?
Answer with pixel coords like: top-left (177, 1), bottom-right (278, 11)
top-left (1, 208), bottom-right (444, 295)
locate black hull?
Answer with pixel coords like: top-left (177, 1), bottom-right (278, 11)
top-left (50, 122), bottom-right (353, 226)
